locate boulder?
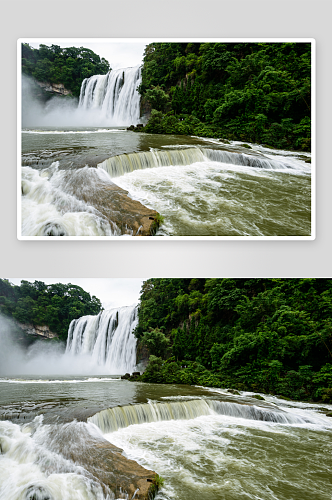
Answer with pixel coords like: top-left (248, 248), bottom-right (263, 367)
top-left (70, 177), bottom-right (161, 236)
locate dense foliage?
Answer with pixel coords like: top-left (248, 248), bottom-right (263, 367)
top-left (135, 279), bottom-right (332, 403)
top-left (0, 279), bottom-right (102, 340)
top-left (22, 43), bottom-right (110, 97)
top-left (138, 42), bottom-right (311, 151)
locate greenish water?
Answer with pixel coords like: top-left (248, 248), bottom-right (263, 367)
top-left (0, 377), bottom-right (330, 500)
top-left (21, 128), bottom-right (311, 237)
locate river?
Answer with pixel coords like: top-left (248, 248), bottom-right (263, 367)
top-left (20, 66), bottom-right (312, 238)
top-left (0, 377), bottom-right (331, 500)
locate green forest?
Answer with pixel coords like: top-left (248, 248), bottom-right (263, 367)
top-left (21, 43), bottom-right (110, 97)
top-left (0, 279), bottom-right (102, 340)
top-left (138, 42), bottom-right (311, 151)
top-left (134, 279), bottom-right (332, 403)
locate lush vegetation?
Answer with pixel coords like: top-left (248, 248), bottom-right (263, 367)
top-left (134, 279), bottom-right (332, 403)
top-left (22, 43), bottom-right (110, 97)
top-left (0, 279), bottom-right (102, 340)
top-left (138, 42), bottom-right (311, 151)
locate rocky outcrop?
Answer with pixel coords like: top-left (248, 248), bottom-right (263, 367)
top-left (35, 80), bottom-right (72, 96)
top-left (40, 421), bottom-right (156, 499)
top-left (136, 341), bottom-right (150, 367)
top-left (127, 124), bottom-right (144, 132)
top-left (17, 322), bottom-right (58, 339)
top-left (76, 179), bottom-right (160, 236)
top-left (139, 97), bottom-right (151, 123)
top-left (71, 434), bottom-right (156, 499)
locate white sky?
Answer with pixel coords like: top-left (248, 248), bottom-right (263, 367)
top-left (26, 39), bottom-right (148, 70)
top-left (7, 278), bottom-right (147, 310)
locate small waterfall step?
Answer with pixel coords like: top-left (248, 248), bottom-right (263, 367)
top-left (88, 398), bottom-right (317, 433)
top-left (97, 147), bottom-right (303, 178)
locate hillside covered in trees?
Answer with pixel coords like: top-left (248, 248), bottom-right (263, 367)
top-left (0, 279), bottom-right (102, 341)
top-left (138, 42), bottom-right (311, 151)
top-left (22, 43), bottom-right (110, 97)
top-left (134, 279), bottom-right (332, 403)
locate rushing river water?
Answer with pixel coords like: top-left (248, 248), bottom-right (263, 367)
top-left (0, 377), bottom-right (331, 500)
top-left (20, 129), bottom-right (311, 237)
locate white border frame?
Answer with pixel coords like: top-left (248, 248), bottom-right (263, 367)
top-left (17, 37), bottom-right (316, 241)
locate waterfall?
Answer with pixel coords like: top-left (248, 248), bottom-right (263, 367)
top-left (78, 66), bottom-right (142, 125)
top-left (88, 399), bottom-right (316, 433)
top-left (66, 305), bottom-right (138, 373)
top-left (97, 147), bottom-right (306, 178)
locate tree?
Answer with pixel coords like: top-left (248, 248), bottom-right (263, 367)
top-left (139, 42), bottom-right (311, 150)
top-left (21, 43), bottom-right (111, 97)
top-left (145, 86), bottom-right (170, 112)
top-left (141, 327), bottom-right (170, 358)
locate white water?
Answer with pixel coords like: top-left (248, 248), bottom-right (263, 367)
top-left (102, 399), bottom-right (332, 500)
top-left (97, 147), bottom-right (308, 178)
top-left (1, 374), bottom-right (331, 500)
top-left (21, 143), bottom-right (311, 237)
top-left (78, 66), bottom-right (142, 126)
top-left (113, 152), bottom-right (311, 237)
top-left (66, 306), bottom-right (138, 374)
top-left (0, 417), bottom-right (111, 500)
top-left (21, 163), bottom-right (122, 236)
top-left (88, 398), bottom-right (324, 434)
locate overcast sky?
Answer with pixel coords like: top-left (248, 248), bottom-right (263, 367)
top-left (26, 39), bottom-right (148, 70)
top-left (7, 278), bottom-right (147, 310)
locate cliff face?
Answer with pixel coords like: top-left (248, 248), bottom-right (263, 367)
top-left (136, 341), bottom-right (150, 369)
top-left (35, 80), bottom-right (72, 96)
top-left (17, 322), bottom-right (59, 340)
top-left (139, 97), bottom-right (151, 124)
top-left (22, 75), bottom-right (74, 106)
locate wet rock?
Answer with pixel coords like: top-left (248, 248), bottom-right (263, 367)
top-left (128, 372), bottom-right (141, 381)
top-left (91, 438), bottom-right (155, 499)
top-left (121, 373), bottom-right (131, 379)
top-left (55, 425), bottom-right (156, 499)
top-left (74, 179), bottom-right (160, 236)
top-left (252, 394), bottom-right (265, 401)
top-left (227, 389), bottom-right (240, 395)
top-left (136, 342), bottom-right (150, 369)
top-left (43, 222), bottom-right (67, 236)
top-left (25, 485), bottom-right (53, 500)
top-left (127, 123), bottom-right (144, 132)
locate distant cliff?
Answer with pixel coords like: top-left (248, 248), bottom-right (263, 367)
top-left (16, 321), bottom-right (59, 340)
top-left (0, 279), bottom-right (102, 342)
top-left (35, 80), bottom-right (72, 96)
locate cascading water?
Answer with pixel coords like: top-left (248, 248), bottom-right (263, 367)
top-left (78, 66), bottom-right (142, 125)
top-left (97, 147), bottom-right (307, 178)
top-left (65, 305), bottom-right (138, 374)
top-left (88, 399), bottom-right (318, 433)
